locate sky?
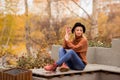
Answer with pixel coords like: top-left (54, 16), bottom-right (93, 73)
top-left (0, 0), bottom-right (93, 16)
top-left (17, 0), bottom-right (92, 16)
top-left (17, 0), bottom-right (33, 15)
top-left (80, 0), bottom-right (92, 16)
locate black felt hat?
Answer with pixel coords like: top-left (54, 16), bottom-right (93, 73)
top-left (71, 22), bottom-right (86, 33)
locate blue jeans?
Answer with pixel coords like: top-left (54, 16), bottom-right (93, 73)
top-left (56, 47), bottom-right (86, 70)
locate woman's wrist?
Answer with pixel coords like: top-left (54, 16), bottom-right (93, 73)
top-left (65, 38), bottom-right (68, 41)
top-left (65, 34), bottom-right (69, 41)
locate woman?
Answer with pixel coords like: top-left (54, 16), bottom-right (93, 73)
top-left (44, 22), bottom-right (88, 71)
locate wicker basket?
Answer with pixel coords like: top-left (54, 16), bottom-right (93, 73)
top-left (2, 68), bottom-right (32, 80)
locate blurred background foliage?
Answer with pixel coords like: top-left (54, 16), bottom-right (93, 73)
top-left (0, 0), bottom-right (120, 69)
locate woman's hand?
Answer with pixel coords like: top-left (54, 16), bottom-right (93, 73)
top-left (65, 26), bottom-right (71, 41)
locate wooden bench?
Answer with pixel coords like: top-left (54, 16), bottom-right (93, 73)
top-left (32, 39), bottom-right (120, 80)
top-left (32, 64), bottom-right (120, 80)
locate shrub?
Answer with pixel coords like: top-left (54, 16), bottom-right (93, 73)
top-left (17, 50), bottom-right (54, 69)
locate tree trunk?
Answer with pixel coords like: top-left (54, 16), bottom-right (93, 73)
top-left (91, 0), bottom-right (98, 39)
top-left (24, 0), bottom-right (32, 56)
top-left (47, 0), bottom-right (52, 28)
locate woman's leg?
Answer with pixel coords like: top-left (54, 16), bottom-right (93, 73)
top-left (56, 49), bottom-right (85, 70)
top-left (44, 47), bottom-right (67, 71)
top-left (58, 47), bottom-right (67, 59)
top-left (44, 48), bottom-right (85, 71)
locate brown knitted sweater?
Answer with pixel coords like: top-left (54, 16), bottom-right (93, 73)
top-left (63, 36), bottom-right (88, 64)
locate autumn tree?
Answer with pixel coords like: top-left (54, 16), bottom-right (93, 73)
top-left (24, 0), bottom-right (33, 56)
top-left (0, 0), bottom-right (18, 46)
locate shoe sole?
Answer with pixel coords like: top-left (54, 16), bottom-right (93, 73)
top-left (59, 67), bottom-right (69, 72)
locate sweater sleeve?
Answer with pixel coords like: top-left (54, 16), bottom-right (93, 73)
top-left (62, 39), bottom-right (70, 49)
top-left (65, 38), bottom-right (88, 52)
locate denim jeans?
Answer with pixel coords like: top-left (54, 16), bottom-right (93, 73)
top-left (56, 47), bottom-right (86, 70)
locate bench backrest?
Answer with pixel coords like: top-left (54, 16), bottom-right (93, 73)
top-left (51, 39), bottom-right (120, 67)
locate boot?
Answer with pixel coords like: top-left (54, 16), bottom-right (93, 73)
top-left (59, 63), bottom-right (69, 72)
top-left (44, 63), bottom-right (58, 71)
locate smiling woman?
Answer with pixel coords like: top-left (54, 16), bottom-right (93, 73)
top-left (44, 22), bottom-right (88, 72)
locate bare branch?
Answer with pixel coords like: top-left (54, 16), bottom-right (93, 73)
top-left (60, 1), bottom-right (92, 25)
top-left (71, 0), bottom-right (92, 20)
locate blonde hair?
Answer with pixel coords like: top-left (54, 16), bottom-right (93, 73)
top-left (82, 34), bottom-right (87, 40)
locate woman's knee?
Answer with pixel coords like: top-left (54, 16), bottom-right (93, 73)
top-left (59, 47), bottom-right (64, 51)
top-left (59, 47), bottom-right (65, 53)
top-left (59, 47), bottom-right (64, 50)
top-left (67, 49), bottom-right (75, 55)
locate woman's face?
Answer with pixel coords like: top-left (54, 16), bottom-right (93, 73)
top-left (74, 26), bottom-right (83, 37)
